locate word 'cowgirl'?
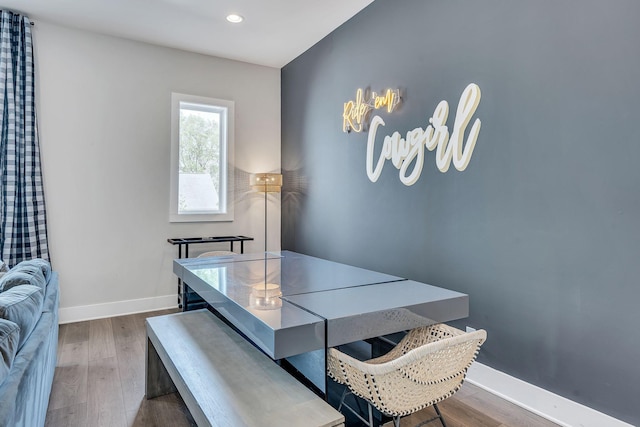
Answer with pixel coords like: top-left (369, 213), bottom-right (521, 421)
top-left (366, 84), bottom-right (481, 186)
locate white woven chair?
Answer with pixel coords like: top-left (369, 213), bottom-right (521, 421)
top-left (327, 324), bottom-right (487, 427)
top-left (197, 250), bottom-right (236, 258)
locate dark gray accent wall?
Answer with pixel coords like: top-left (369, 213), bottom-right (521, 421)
top-left (281, 0), bottom-right (640, 424)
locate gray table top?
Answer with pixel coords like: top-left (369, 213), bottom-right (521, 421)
top-left (174, 251), bottom-right (468, 359)
top-left (283, 280), bottom-right (468, 347)
top-left (176, 250), bottom-right (403, 297)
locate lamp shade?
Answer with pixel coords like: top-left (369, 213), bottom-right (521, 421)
top-left (251, 173), bottom-right (283, 193)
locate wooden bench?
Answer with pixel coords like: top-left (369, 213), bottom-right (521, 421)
top-left (145, 309), bottom-right (344, 427)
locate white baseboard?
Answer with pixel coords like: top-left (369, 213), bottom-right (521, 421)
top-left (466, 362), bottom-right (634, 427)
top-left (58, 294), bottom-right (178, 324)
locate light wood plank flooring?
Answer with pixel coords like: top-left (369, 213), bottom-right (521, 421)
top-left (46, 310), bottom-right (559, 427)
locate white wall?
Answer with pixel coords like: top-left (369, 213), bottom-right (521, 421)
top-left (32, 22), bottom-right (281, 322)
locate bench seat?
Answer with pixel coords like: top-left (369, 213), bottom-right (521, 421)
top-left (145, 309), bottom-right (344, 427)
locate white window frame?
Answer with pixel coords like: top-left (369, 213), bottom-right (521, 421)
top-left (170, 93), bottom-right (235, 222)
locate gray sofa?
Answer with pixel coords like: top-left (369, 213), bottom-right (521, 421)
top-left (0, 259), bottom-right (59, 427)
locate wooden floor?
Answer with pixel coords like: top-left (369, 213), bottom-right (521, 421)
top-left (45, 310), bottom-right (559, 427)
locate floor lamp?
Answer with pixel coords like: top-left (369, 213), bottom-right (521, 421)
top-left (250, 173), bottom-right (283, 253)
top-left (250, 173), bottom-right (283, 311)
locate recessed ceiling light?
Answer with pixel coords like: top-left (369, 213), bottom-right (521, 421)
top-left (226, 14), bottom-right (244, 24)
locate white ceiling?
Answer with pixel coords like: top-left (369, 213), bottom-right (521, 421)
top-left (0, 0), bottom-right (374, 68)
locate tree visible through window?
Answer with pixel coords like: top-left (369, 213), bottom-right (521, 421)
top-left (179, 105), bottom-right (221, 212)
top-left (170, 93), bottom-right (234, 222)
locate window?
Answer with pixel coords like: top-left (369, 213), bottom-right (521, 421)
top-left (170, 93), bottom-right (234, 222)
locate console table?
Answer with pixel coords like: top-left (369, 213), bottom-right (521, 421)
top-left (167, 235), bottom-right (254, 258)
top-left (168, 235), bottom-right (253, 308)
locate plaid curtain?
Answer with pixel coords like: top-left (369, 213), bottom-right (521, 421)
top-left (0, 10), bottom-right (49, 267)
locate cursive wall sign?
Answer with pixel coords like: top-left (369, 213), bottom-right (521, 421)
top-left (343, 88), bottom-right (401, 133)
top-left (364, 83), bottom-right (482, 186)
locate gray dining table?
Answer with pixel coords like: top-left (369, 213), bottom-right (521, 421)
top-left (173, 250), bottom-right (469, 394)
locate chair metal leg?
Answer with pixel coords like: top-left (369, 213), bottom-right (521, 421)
top-left (368, 403), bottom-right (374, 427)
top-left (338, 388), bottom-right (348, 412)
top-left (434, 403), bottom-right (447, 427)
top-left (336, 388), bottom-right (374, 427)
top-left (413, 403), bottom-right (447, 427)
top-left (336, 387), bottom-right (411, 427)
